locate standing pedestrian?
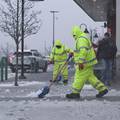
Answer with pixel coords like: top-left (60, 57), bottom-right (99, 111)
top-left (97, 32), bottom-right (117, 86)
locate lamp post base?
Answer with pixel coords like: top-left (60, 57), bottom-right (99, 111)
top-left (19, 75), bottom-right (26, 79)
top-left (14, 82), bottom-right (19, 86)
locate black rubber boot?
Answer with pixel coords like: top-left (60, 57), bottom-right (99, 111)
top-left (63, 80), bottom-right (68, 85)
top-left (66, 93), bottom-right (80, 99)
top-left (96, 89), bottom-right (108, 98)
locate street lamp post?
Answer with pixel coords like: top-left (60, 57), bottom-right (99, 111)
top-left (19, 0), bottom-right (26, 79)
top-left (29, 0), bottom-right (44, 1)
top-left (19, 0), bottom-right (44, 79)
top-left (14, 0), bottom-right (19, 86)
top-left (50, 11), bottom-right (59, 47)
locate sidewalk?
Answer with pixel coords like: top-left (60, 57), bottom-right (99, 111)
top-left (110, 55), bottom-right (120, 90)
top-left (0, 74), bottom-right (120, 101)
top-left (0, 57), bottom-right (120, 100)
top-left (0, 69), bottom-right (120, 120)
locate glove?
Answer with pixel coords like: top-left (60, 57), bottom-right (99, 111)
top-left (78, 63), bottom-right (84, 70)
top-left (69, 52), bottom-right (74, 58)
top-left (57, 75), bottom-right (62, 81)
top-left (48, 60), bottom-right (53, 65)
top-left (63, 80), bottom-right (68, 85)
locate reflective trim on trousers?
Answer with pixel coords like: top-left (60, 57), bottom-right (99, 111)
top-left (94, 81), bottom-right (106, 91)
top-left (96, 85), bottom-right (106, 91)
top-left (53, 75), bottom-right (68, 81)
top-left (94, 81), bottom-right (101, 88)
top-left (63, 75), bottom-right (68, 79)
top-left (72, 87), bottom-right (81, 93)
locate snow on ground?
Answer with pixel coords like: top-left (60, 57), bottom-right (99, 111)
top-left (0, 81), bottom-right (120, 120)
top-left (6, 64), bottom-right (54, 80)
top-left (27, 84), bottom-right (120, 98)
top-left (0, 80), bottom-right (120, 98)
top-left (1, 68), bottom-right (120, 120)
top-left (0, 99), bottom-right (120, 120)
top-left (8, 73), bottom-right (15, 78)
top-left (0, 81), bottom-right (45, 87)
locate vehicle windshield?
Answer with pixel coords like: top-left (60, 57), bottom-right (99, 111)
top-left (14, 52), bottom-right (32, 57)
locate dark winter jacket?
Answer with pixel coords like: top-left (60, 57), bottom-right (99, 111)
top-left (97, 37), bottom-right (117, 60)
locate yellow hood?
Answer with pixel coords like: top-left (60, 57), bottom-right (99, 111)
top-left (72, 26), bottom-right (86, 40)
top-left (55, 39), bottom-right (62, 46)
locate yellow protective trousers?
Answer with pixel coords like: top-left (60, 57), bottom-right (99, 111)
top-left (53, 62), bottom-right (68, 81)
top-left (72, 66), bottom-right (107, 93)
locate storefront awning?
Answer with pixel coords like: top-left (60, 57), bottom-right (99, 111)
top-left (74, 0), bottom-right (113, 21)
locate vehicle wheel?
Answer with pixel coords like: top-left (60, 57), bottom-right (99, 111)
top-left (43, 62), bottom-right (48, 72)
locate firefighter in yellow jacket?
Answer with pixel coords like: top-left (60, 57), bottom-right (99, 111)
top-left (66, 26), bottom-right (108, 98)
top-left (49, 39), bottom-right (73, 85)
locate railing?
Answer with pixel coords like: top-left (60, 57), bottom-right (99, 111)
top-left (0, 57), bottom-right (8, 81)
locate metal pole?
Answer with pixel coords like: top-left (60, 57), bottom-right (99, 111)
top-left (50, 11), bottom-right (59, 47)
top-left (19, 0), bottom-right (26, 79)
top-left (14, 0), bottom-right (19, 86)
top-left (53, 12), bottom-right (55, 46)
top-left (1, 58), bottom-right (4, 82)
top-left (5, 57), bottom-right (8, 80)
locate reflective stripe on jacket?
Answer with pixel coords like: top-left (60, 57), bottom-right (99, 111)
top-left (50, 46), bottom-right (72, 63)
top-left (74, 36), bottom-right (98, 66)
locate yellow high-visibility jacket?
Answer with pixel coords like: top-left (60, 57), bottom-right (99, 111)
top-left (72, 26), bottom-right (97, 67)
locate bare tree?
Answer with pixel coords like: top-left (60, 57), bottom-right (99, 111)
top-left (0, 0), bottom-right (42, 86)
top-left (0, 0), bottom-right (42, 43)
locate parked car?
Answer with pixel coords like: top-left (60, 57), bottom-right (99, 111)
top-left (42, 55), bottom-right (50, 62)
top-left (9, 50), bottom-right (48, 73)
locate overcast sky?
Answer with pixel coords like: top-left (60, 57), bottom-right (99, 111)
top-left (0, 0), bottom-right (105, 55)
